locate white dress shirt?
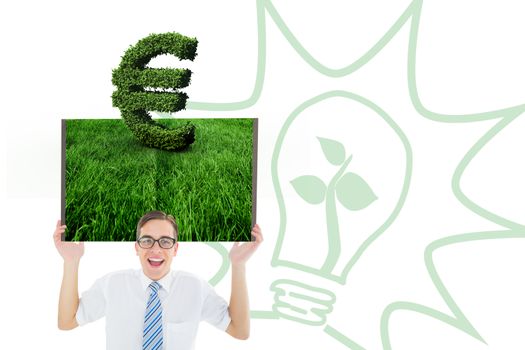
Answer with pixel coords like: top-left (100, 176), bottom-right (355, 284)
top-left (76, 269), bottom-right (231, 350)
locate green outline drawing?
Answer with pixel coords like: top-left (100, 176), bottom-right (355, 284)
top-left (380, 110), bottom-right (525, 349)
top-left (376, 3), bottom-right (525, 349)
top-left (380, 229), bottom-right (525, 350)
top-left (205, 242), bottom-right (231, 286)
top-left (272, 91), bottom-right (412, 285)
top-left (162, 1), bottom-right (525, 348)
top-left (186, 0), bottom-right (266, 111)
top-left (270, 279), bottom-right (337, 326)
top-left (159, 0), bottom-right (415, 114)
top-left (407, 1), bottom-right (525, 123)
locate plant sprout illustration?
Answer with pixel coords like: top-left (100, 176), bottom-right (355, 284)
top-left (290, 136), bottom-right (378, 274)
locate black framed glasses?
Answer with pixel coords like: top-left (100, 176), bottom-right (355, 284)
top-left (137, 236), bottom-right (177, 249)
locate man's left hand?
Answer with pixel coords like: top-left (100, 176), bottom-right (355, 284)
top-left (229, 224), bottom-right (263, 266)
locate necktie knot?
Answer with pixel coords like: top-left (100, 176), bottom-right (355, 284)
top-left (149, 281), bottom-right (161, 294)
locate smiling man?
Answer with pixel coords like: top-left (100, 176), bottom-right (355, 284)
top-left (54, 210), bottom-right (263, 350)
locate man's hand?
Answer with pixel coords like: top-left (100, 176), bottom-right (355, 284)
top-left (54, 219), bottom-right (82, 330)
top-left (54, 220), bottom-right (84, 262)
top-left (226, 224), bottom-right (263, 340)
top-left (229, 224), bottom-right (263, 267)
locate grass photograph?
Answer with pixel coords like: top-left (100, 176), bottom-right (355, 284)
top-left (63, 118), bottom-right (256, 242)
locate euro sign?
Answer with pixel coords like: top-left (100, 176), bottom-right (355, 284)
top-left (112, 32), bottom-right (197, 151)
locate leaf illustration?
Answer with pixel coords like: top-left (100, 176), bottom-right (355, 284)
top-left (317, 137), bottom-right (346, 166)
top-left (290, 175), bottom-right (327, 205)
top-left (335, 172), bottom-right (377, 210)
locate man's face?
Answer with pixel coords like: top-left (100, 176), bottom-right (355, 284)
top-left (135, 219), bottom-right (178, 281)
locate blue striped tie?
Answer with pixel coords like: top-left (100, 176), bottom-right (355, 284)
top-left (143, 282), bottom-right (163, 350)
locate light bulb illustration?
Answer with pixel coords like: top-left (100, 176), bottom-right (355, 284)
top-left (268, 90), bottom-right (412, 335)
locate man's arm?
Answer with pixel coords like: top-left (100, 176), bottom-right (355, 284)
top-left (226, 224), bottom-right (263, 340)
top-left (54, 220), bottom-right (84, 330)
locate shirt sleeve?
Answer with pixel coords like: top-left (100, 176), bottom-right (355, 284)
top-left (75, 275), bottom-right (108, 326)
top-left (200, 281), bottom-right (231, 331)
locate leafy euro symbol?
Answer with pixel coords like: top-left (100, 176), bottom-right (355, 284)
top-left (112, 32), bottom-right (198, 151)
top-left (291, 137), bottom-right (377, 273)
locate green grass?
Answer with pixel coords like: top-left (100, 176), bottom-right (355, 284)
top-left (65, 118), bottom-right (254, 242)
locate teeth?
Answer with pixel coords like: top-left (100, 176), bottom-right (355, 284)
top-left (149, 258), bottom-right (164, 262)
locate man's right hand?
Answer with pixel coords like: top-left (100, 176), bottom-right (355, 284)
top-left (54, 220), bottom-right (82, 330)
top-left (54, 220), bottom-right (84, 262)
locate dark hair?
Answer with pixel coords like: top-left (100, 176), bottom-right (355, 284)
top-left (136, 210), bottom-right (179, 240)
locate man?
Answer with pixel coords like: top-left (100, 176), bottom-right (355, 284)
top-left (54, 210), bottom-right (263, 349)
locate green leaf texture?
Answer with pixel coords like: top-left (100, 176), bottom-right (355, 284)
top-left (336, 172), bottom-right (377, 210)
top-left (317, 137), bottom-right (346, 166)
top-left (291, 175), bottom-right (327, 204)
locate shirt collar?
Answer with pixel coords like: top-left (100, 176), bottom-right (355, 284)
top-left (139, 269), bottom-right (173, 293)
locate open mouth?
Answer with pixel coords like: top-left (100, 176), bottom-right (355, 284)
top-left (148, 258), bottom-right (165, 267)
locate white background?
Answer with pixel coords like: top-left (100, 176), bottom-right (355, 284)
top-left (1, 0), bottom-right (524, 349)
